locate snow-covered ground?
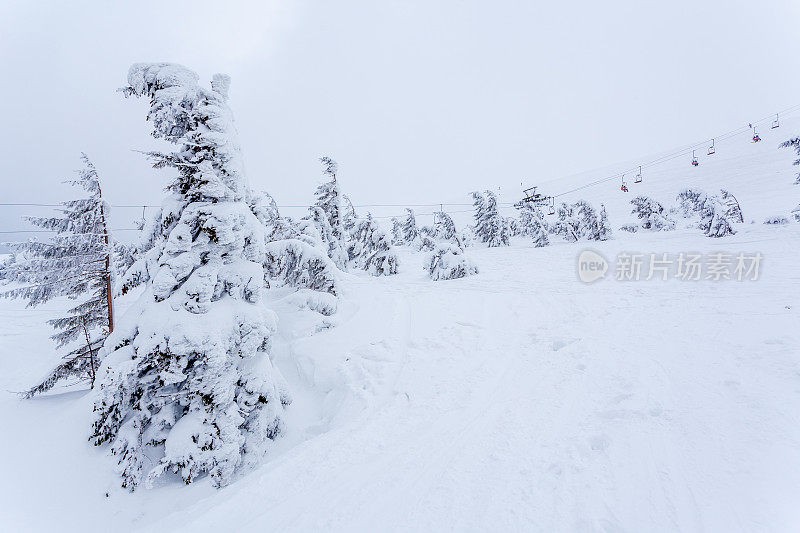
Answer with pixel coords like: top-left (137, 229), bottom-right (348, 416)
top-left (2, 121), bottom-right (800, 531)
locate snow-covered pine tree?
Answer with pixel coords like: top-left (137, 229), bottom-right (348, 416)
top-left (249, 190), bottom-right (296, 242)
top-left (313, 157), bottom-right (347, 268)
top-left (92, 63), bottom-right (290, 491)
top-left (471, 191), bottom-right (487, 242)
top-left (630, 196), bottom-right (675, 231)
top-left (574, 200), bottom-right (599, 240)
top-left (719, 189), bottom-right (744, 223)
top-left (427, 242), bottom-right (478, 281)
top-left (249, 194), bottom-right (339, 298)
top-left (476, 190), bottom-right (508, 247)
top-left (2, 154), bottom-right (114, 397)
top-left (402, 208), bottom-right (419, 244)
top-left (779, 137), bottom-right (800, 184)
top-left (518, 204), bottom-right (550, 247)
top-left (348, 213), bottom-right (399, 276)
top-left (551, 203), bottom-right (581, 242)
top-left (676, 189), bottom-right (737, 237)
top-left (595, 204), bottom-right (612, 241)
top-left (792, 204), bottom-right (800, 223)
top-left (390, 217), bottom-right (405, 245)
top-left (433, 210), bottom-right (462, 247)
top-left (341, 194), bottom-right (357, 235)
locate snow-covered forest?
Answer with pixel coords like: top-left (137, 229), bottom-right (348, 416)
top-left (2, 2), bottom-right (800, 531)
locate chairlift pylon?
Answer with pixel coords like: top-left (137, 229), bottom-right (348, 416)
top-left (772, 113), bottom-right (780, 129)
top-left (634, 165), bottom-right (642, 184)
top-left (707, 138), bottom-right (715, 155)
top-left (691, 150), bottom-right (699, 166)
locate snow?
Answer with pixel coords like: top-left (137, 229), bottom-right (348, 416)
top-left (2, 119), bottom-right (800, 530)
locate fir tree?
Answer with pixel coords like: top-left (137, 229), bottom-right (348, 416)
top-left (427, 243), bottom-right (478, 281)
top-left (595, 204), bottom-right (613, 241)
top-left (779, 137), bottom-right (800, 184)
top-left (390, 217), bottom-right (404, 245)
top-left (471, 191), bottom-right (487, 242)
top-left (631, 196), bottom-right (675, 231)
top-left (313, 157), bottom-right (347, 268)
top-left (3, 154), bottom-right (114, 397)
top-left (551, 203), bottom-right (581, 242)
top-left (348, 214), bottom-right (399, 276)
top-left (474, 190), bottom-right (508, 247)
top-left (400, 208), bottom-right (419, 244)
top-left (91, 63), bottom-right (290, 490)
top-left (433, 210), bottom-right (461, 247)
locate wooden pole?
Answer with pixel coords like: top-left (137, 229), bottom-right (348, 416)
top-left (82, 318), bottom-right (97, 388)
top-left (98, 185), bottom-right (114, 333)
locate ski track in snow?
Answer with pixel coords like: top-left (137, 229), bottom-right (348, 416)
top-left (2, 123), bottom-right (800, 531)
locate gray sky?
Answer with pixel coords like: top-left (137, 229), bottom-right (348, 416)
top-left (1, 0), bottom-right (798, 242)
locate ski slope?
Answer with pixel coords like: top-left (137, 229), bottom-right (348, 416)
top-left (1, 119), bottom-right (800, 532)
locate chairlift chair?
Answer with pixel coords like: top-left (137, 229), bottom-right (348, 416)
top-left (707, 138), bottom-right (715, 155)
top-left (752, 127), bottom-right (761, 143)
top-left (772, 114), bottom-right (780, 129)
top-left (691, 150), bottom-right (699, 166)
top-left (634, 166), bottom-right (642, 183)
top-left (620, 174), bottom-right (628, 192)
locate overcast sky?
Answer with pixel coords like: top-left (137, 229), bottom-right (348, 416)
top-left (0, 0), bottom-right (798, 241)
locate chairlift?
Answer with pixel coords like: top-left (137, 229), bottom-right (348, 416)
top-left (515, 184), bottom-right (554, 211)
top-left (707, 138), bottom-right (715, 155)
top-left (634, 166), bottom-right (642, 184)
top-left (752, 127), bottom-right (761, 143)
top-left (691, 150), bottom-right (699, 166)
top-left (620, 174), bottom-right (628, 192)
top-left (772, 113), bottom-right (780, 129)
top-left (547, 197), bottom-right (555, 215)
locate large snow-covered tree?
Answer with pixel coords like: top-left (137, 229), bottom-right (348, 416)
top-left (312, 157), bottom-right (347, 268)
top-left (427, 243), bottom-right (478, 281)
top-left (630, 196), bottom-right (675, 231)
top-left (433, 210), bottom-right (461, 247)
top-left (780, 137), bottom-right (800, 184)
top-left (348, 214), bottom-right (399, 276)
top-left (472, 190), bottom-right (508, 247)
top-left (91, 63), bottom-right (290, 491)
top-left (518, 204), bottom-right (550, 247)
top-left (3, 154), bottom-right (114, 397)
top-left (402, 208), bottom-right (419, 244)
top-left (676, 188), bottom-right (738, 238)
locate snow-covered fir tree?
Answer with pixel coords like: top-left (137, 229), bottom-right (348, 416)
top-left (91, 63), bottom-right (290, 491)
top-left (676, 188), bottom-right (738, 237)
top-left (630, 196), bottom-right (675, 231)
top-left (348, 213), bottom-right (399, 276)
top-left (472, 190), bottom-right (508, 247)
top-left (792, 204), bottom-right (800, 222)
top-left (779, 137), bottom-right (800, 184)
top-left (427, 243), bottom-right (478, 281)
top-left (433, 210), bottom-right (461, 247)
top-left (402, 208), bottom-right (419, 244)
top-left (551, 203), bottom-right (581, 242)
top-left (341, 194), bottom-right (357, 235)
top-left (719, 190), bottom-right (744, 223)
top-left (249, 191), bottom-right (296, 243)
top-left (390, 217), bottom-right (404, 245)
top-left (312, 157), bottom-right (347, 268)
top-left (2, 154), bottom-right (114, 397)
top-left (518, 204), bottom-right (550, 247)
top-left (595, 204), bottom-right (613, 241)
